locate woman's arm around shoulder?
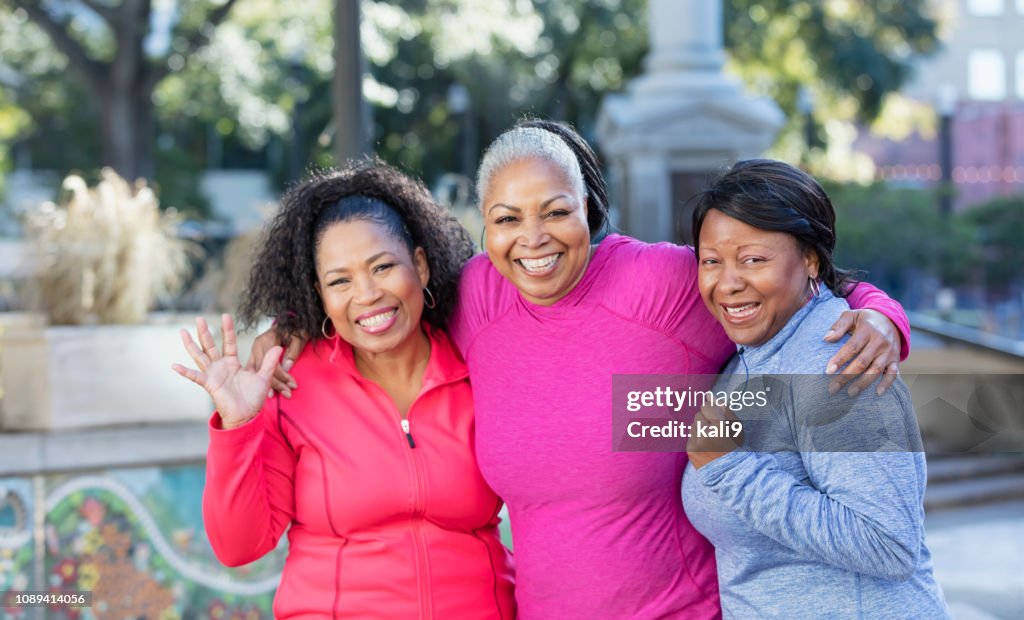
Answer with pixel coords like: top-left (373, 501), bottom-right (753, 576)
top-left (825, 281), bottom-right (912, 396)
top-left (601, 239), bottom-right (735, 366)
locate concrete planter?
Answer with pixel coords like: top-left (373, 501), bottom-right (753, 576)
top-left (0, 313), bottom-right (253, 431)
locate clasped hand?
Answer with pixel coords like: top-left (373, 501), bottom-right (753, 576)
top-left (686, 404), bottom-right (746, 470)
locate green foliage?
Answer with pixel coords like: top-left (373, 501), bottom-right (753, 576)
top-left (0, 92), bottom-right (29, 200)
top-left (724, 0), bottom-right (941, 121)
top-left (363, 0), bottom-right (648, 185)
top-left (826, 181), bottom-right (975, 294)
top-left (962, 195), bottom-right (1024, 294)
top-left (155, 143), bottom-right (213, 218)
top-left (724, 0), bottom-right (941, 168)
top-left (0, 0), bottom-right (945, 209)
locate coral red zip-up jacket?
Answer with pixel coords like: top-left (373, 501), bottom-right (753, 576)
top-left (203, 325), bottom-right (515, 619)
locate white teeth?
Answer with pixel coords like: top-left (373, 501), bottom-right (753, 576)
top-left (518, 254), bottom-right (559, 272)
top-left (358, 310), bottom-right (396, 327)
top-left (725, 303), bottom-right (759, 318)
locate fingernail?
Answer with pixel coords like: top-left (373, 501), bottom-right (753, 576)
top-left (824, 329), bottom-right (836, 339)
top-left (282, 359), bottom-right (294, 371)
top-left (283, 389), bottom-right (292, 399)
top-left (826, 364), bottom-right (837, 375)
top-left (288, 380), bottom-right (297, 389)
top-left (876, 386), bottom-right (885, 396)
top-left (828, 383), bottom-right (839, 395)
top-left (849, 387), bottom-right (860, 397)
top-left (267, 390), bottom-right (274, 399)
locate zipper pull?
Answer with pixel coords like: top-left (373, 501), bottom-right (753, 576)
top-left (401, 418), bottom-right (416, 449)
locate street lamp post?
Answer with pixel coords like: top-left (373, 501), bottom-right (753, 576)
top-left (936, 83), bottom-right (957, 216)
top-left (797, 86), bottom-right (816, 166)
top-left (447, 83), bottom-right (474, 181)
top-left (333, 0), bottom-right (367, 162)
top-left (289, 58), bottom-right (308, 183)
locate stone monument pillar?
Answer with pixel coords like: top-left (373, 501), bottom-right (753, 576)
top-left (597, 0), bottom-right (783, 244)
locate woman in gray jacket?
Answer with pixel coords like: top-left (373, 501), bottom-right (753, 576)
top-left (682, 159), bottom-right (950, 619)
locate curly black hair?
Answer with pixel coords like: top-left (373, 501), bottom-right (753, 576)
top-left (238, 159), bottom-right (476, 340)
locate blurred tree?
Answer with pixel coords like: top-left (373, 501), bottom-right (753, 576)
top-left (723, 0), bottom-right (941, 167)
top-left (962, 196), bottom-right (1024, 297)
top-left (170, 0), bottom-right (336, 186)
top-left (357, 0), bottom-right (648, 186)
top-left (358, 0), bottom-right (939, 187)
top-left (827, 181), bottom-right (974, 300)
top-left (0, 0), bottom-right (944, 207)
top-left (1, 0), bottom-right (240, 181)
top-left (0, 87), bottom-right (30, 199)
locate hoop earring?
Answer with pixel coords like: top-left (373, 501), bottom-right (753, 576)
top-left (423, 287), bottom-right (437, 309)
top-left (809, 277), bottom-right (822, 298)
top-left (321, 316), bottom-right (336, 339)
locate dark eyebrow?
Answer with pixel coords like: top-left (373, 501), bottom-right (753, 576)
top-left (364, 251), bottom-right (393, 265)
top-left (323, 251), bottom-right (396, 277)
top-left (487, 203), bottom-right (520, 215)
top-left (487, 194), bottom-right (573, 215)
top-left (541, 194), bottom-right (572, 210)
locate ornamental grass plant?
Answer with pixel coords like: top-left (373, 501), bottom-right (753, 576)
top-left (24, 168), bottom-right (197, 325)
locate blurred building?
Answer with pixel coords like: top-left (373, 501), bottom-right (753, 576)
top-left (856, 0), bottom-right (1024, 210)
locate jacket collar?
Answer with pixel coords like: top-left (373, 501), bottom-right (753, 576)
top-left (738, 288), bottom-right (835, 369)
top-left (314, 322), bottom-right (468, 389)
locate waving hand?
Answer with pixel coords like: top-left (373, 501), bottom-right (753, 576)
top-left (172, 314), bottom-right (283, 430)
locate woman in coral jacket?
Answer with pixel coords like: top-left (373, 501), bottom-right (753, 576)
top-left (172, 162), bottom-right (515, 619)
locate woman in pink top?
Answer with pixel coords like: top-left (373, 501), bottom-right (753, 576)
top-left (254, 122), bottom-right (908, 619)
top-left (175, 162), bottom-right (514, 619)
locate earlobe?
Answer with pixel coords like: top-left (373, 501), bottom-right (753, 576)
top-left (805, 251), bottom-right (820, 280)
top-left (314, 282), bottom-right (328, 316)
top-left (414, 247), bottom-right (430, 287)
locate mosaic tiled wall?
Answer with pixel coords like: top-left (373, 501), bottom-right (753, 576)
top-left (0, 464), bottom-right (285, 619)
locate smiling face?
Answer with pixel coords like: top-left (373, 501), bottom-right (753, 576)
top-left (697, 209), bottom-right (819, 348)
top-left (481, 156), bottom-right (591, 306)
top-left (314, 219), bottom-right (429, 354)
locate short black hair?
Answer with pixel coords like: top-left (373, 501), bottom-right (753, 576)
top-left (238, 159), bottom-right (476, 339)
top-left (691, 159), bottom-right (857, 296)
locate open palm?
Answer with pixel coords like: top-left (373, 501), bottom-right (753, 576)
top-left (172, 314), bottom-right (283, 430)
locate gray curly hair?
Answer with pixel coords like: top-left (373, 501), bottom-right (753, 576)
top-left (475, 126), bottom-right (588, 207)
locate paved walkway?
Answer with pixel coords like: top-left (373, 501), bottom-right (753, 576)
top-left (497, 499), bottom-right (1024, 617)
top-left (926, 500), bottom-right (1024, 619)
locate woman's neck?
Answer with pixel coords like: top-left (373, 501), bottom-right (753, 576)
top-left (353, 327), bottom-right (432, 385)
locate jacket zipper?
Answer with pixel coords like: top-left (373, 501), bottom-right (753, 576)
top-left (408, 432), bottom-right (432, 619)
top-left (401, 418), bottom-right (416, 448)
top-left (371, 376), bottom-right (465, 619)
top-left (377, 384), bottom-right (445, 619)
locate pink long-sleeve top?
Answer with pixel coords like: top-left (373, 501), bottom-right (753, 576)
top-left (449, 234), bottom-right (910, 619)
top-left (203, 325), bottom-right (515, 619)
